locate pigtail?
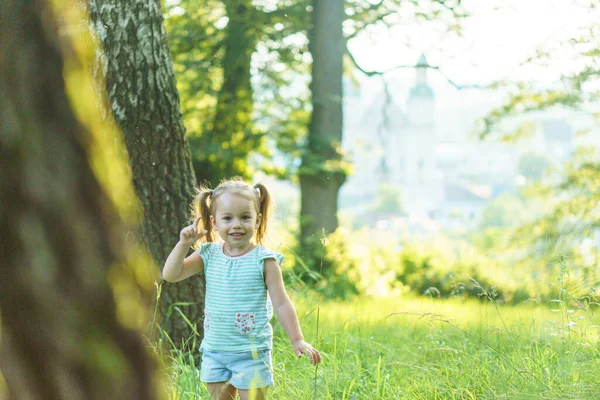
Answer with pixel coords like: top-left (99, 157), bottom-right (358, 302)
top-left (254, 183), bottom-right (272, 245)
top-left (193, 186), bottom-right (215, 243)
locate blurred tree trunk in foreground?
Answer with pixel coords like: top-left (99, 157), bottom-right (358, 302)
top-left (89, 0), bottom-right (204, 347)
top-left (0, 1), bottom-right (158, 399)
top-left (299, 0), bottom-right (346, 255)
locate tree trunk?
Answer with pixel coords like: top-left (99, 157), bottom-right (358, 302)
top-left (0, 2), bottom-right (157, 399)
top-left (194, 0), bottom-right (261, 184)
top-left (89, 0), bottom-right (204, 346)
top-left (299, 0), bottom-right (346, 254)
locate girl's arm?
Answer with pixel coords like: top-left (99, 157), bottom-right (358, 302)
top-left (162, 243), bottom-right (204, 282)
top-left (264, 258), bottom-right (322, 365)
top-left (162, 217), bottom-right (206, 282)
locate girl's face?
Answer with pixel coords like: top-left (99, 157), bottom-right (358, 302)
top-left (210, 192), bottom-right (261, 251)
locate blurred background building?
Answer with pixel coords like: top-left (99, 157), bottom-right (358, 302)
top-left (339, 54), bottom-right (585, 234)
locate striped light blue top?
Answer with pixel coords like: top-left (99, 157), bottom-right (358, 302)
top-left (198, 242), bottom-right (284, 353)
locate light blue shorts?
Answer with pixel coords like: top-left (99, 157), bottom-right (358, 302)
top-left (200, 349), bottom-right (274, 389)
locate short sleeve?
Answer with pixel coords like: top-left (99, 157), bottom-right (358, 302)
top-left (257, 246), bottom-right (284, 280)
top-left (197, 242), bottom-right (214, 272)
top-left (258, 248), bottom-right (284, 266)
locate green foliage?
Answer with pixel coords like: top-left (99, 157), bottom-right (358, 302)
top-left (508, 147), bottom-right (600, 279)
top-left (285, 226), bottom-right (530, 302)
top-left (281, 152), bottom-right (599, 305)
top-left (465, 149), bottom-right (600, 307)
top-left (482, 89), bottom-right (582, 137)
top-left (164, 0), bottom-right (469, 184)
top-left (164, 0), bottom-right (312, 183)
top-left (367, 183), bottom-right (405, 214)
top-left (475, 13), bottom-right (600, 305)
top-left (285, 231), bottom-right (359, 299)
top-left (343, 0), bottom-right (468, 42)
top-left (297, 145), bottom-right (353, 179)
top-left (478, 192), bottom-right (528, 230)
top-left (281, 215), bottom-right (600, 305)
top-left (286, 227), bottom-right (401, 299)
top-left (518, 151), bottom-right (553, 181)
top-left (164, 0), bottom-right (224, 134)
top-left (317, 231), bottom-right (362, 299)
top-left (165, 0), bottom-right (260, 183)
top-left (481, 8), bottom-right (600, 138)
top-left (394, 241), bottom-right (514, 302)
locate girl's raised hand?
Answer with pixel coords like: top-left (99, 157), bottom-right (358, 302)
top-left (179, 216), bottom-right (207, 247)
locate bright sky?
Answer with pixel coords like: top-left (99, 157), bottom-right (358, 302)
top-left (350, 0), bottom-right (596, 87)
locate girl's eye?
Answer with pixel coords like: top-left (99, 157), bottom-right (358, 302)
top-left (243, 216), bottom-right (251, 220)
top-left (223, 217), bottom-right (231, 221)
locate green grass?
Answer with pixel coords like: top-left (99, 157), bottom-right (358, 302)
top-left (161, 294), bottom-right (600, 399)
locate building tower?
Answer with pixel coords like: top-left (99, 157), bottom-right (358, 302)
top-left (389, 54), bottom-right (440, 218)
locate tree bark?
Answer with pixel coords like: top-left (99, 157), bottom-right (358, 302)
top-left (0, 2), bottom-right (157, 399)
top-left (299, 0), bottom-right (346, 252)
top-left (89, 0), bottom-right (204, 346)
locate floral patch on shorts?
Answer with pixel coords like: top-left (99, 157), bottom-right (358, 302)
top-left (234, 312), bottom-right (256, 335)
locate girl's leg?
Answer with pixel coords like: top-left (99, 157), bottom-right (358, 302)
top-left (207, 382), bottom-right (238, 400)
top-left (238, 387), bottom-right (268, 400)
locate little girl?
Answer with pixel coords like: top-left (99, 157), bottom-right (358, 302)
top-left (162, 178), bottom-right (321, 400)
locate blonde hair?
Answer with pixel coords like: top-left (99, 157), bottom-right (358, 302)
top-left (192, 177), bottom-right (272, 245)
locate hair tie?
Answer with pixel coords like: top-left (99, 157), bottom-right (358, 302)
top-left (210, 189), bottom-right (215, 196)
top-left (253, 184), bottom-right (259, 189)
